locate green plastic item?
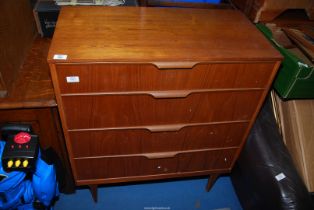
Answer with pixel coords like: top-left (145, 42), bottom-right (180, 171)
top-left (256, 23), bottom-right (314, 99)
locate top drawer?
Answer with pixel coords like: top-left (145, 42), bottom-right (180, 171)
top-left (56, 63), bottom-right (275, 93)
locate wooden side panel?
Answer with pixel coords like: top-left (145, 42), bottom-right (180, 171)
top-left (69, 122), bottom-right (248, 157)
top-left (0, 0), bottom-right (36, 92)
top-left (62, 91), bottom-right (262, 129)
top-left (74, 149), bottom-right (237, 180)
top-left (56, 63), bottom-right (274, 93)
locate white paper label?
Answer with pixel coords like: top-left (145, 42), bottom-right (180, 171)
top-left (275, 173), bottom-right (286, 181)
top-left (66, 76), bottom-right (80, 83)
top-left (53, 54), bottom-right (68, 60)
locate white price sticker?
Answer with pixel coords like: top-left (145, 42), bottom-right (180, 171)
top-left (53, 54), bottom-right (68, 60)
top-left (275, 173), bottom-right (286, 181)
top-left (66, 76), bottom-right (80, 83)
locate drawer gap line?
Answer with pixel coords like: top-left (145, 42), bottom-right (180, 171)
top-left (73, 147), bottom-right (239, 160)
top-left (67, 120), bottom-right (250, 132)
top-left (60, 88), bottom-right (265, 97)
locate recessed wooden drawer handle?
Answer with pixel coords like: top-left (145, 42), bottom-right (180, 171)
top-left (147, 124), bottom-right (184, 132)
top-left (144, 152), bottom-right (178, 159)
top-left (150, 91), bottom-right (191, 98)
top-left (153, 62), bottom-right (197, 69)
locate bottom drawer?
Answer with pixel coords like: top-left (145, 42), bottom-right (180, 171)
top-left (74, 149), bottom-right (237, 180)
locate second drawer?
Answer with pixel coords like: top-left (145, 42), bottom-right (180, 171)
top-left (69, 122), bottom-right (248, 158)
top-left (62, 90), bottom-right (262, 129)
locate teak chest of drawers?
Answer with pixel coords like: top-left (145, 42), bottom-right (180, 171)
top-left (48, 6), bottom-right (282, 201)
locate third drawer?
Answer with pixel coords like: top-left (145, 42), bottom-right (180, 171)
top-left (69, 122), bottom-right (248, 158)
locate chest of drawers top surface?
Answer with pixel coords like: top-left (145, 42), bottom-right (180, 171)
top-left (48, 7), bottom-right (281, 65)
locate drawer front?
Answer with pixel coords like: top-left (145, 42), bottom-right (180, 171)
top-left (74, 149), bottom-right (237, 180)
top-left (69, 122), bottom-right (248, 157)
top-left (56, 63), bottom-right (275, 93)
top-left (62, 91), bottom-right (262, 129)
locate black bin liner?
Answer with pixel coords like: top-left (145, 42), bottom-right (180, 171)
top-left (231, 97), bottom-right (314, 210)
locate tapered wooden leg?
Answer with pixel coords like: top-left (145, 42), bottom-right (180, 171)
top-left (206, 174), bottom-right (219, 192)
top-left (88, 185), bottom-right (98, 202)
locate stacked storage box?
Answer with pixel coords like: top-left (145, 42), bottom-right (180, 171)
top-left (257, 24), bottom-right (314, 99)
top-left (257, 23), bottom-right (314, 192)
top-left (273, 93), bottom-right (314, 192)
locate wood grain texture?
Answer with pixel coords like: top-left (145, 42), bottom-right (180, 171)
top-left (48, 7), bottom-right (282, 189)
top-left (48, 7), bottom-right (281, 64)
top-left (56, 63), bottom-right (275, 93)
top-left (0, 37), bottom-right (56, 109)
top-left (69, 122), bottom-right (248, 157)
top-left (0, 0), bottom-right (36, 92)
top-left (61, 91), bottom-right (262, 129)
top-left (74, 149), bottom-right (237, 180)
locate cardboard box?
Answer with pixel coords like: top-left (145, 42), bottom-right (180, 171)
top-left (257, 23), bottom-right (314, 99)
top-left (274, 92), bottom-right (314, 192)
